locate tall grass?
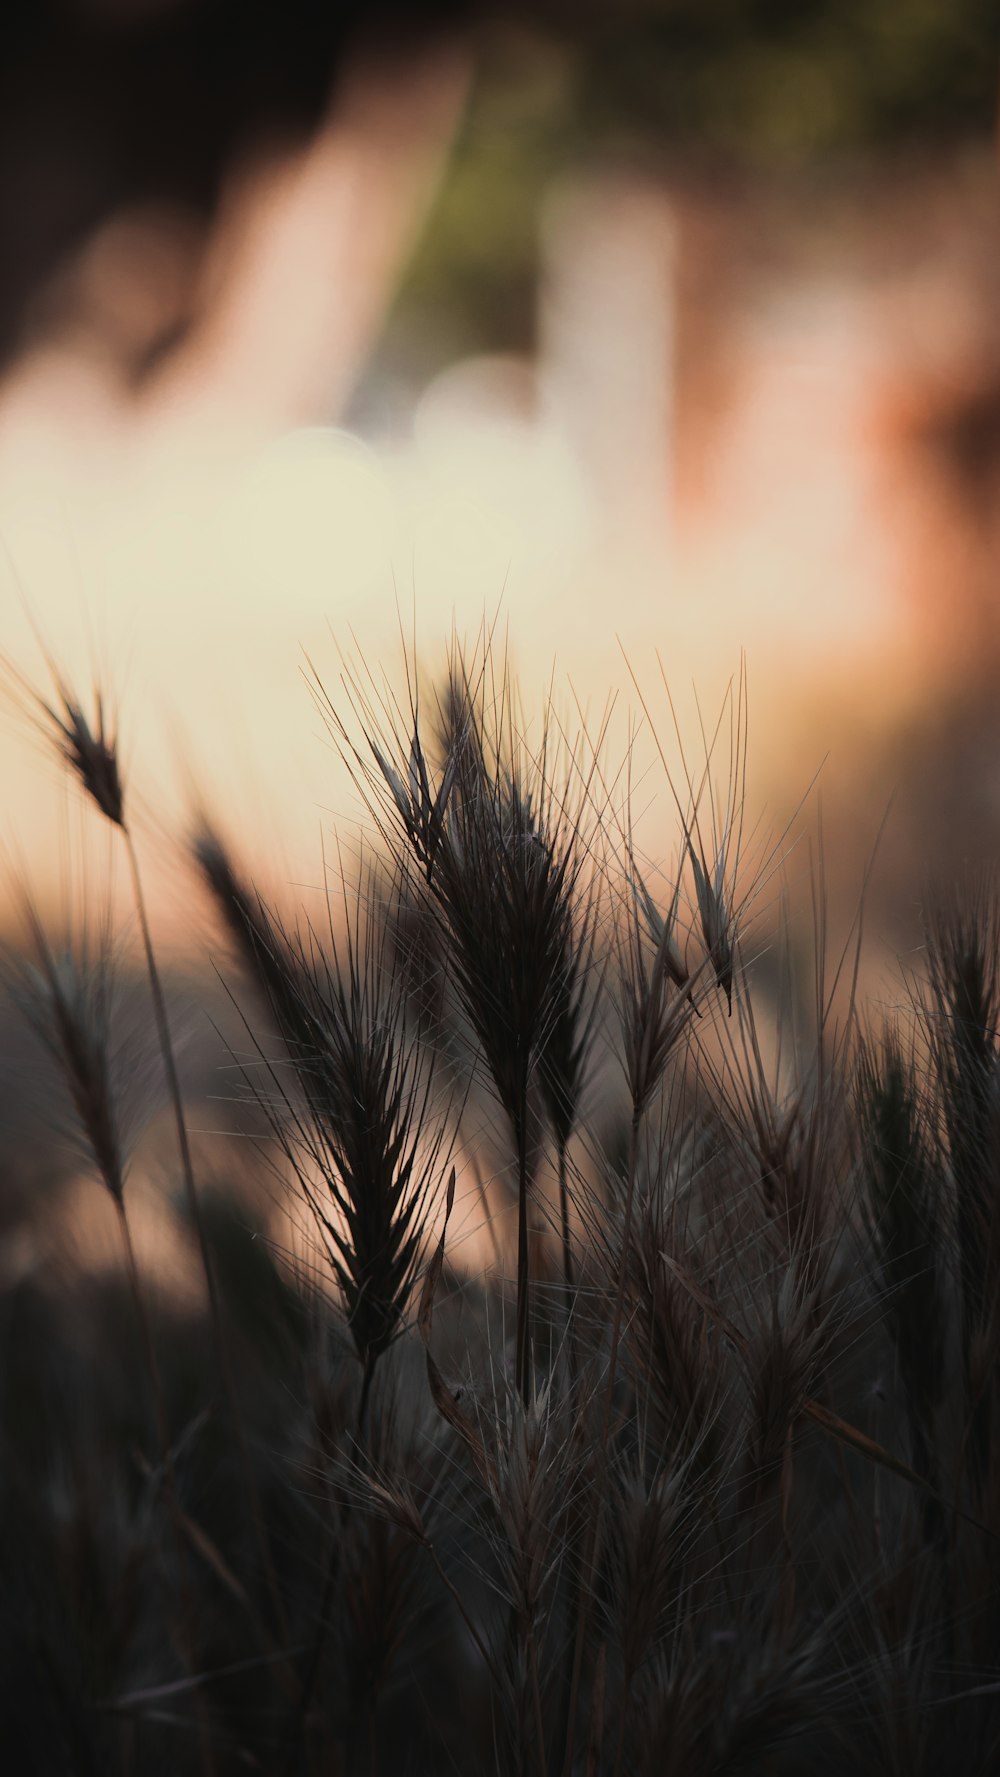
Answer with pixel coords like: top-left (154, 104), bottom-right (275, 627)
top-left (4, 632), bottom-right (1000, 1774)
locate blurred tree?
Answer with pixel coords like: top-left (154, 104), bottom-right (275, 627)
top-left (577, 0), bottom-right (997, 161)
top-left (0, 0), bottom-right (994, 373)
top-left (389, 0), bottom-right (997, 368)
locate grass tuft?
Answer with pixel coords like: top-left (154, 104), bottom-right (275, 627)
top-left (6, 630), bottom-right (1000, 1774)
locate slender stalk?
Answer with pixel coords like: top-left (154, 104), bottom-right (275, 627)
top-left (284, 1534), bottom-right (342, 1777)
top-left (604, 1104), bottom-right (643, 1423)
top-left (421, 1539), bottom-right (498, 1680)
top-left (515, 1108), bottom-right (532, 1406)
top-left (358, 1352), bottom-right (376, 1440)
top-left (562, 1103), bottom-right (642, 1777)
top-left (284, 1357), bottom-right (376, 1777)
top-left (114, 1195), bottom-right (172, 1468)
top-left (528, 1623), bottom-right (548, 1777)
top-left (557, 1140), bottom-right (578, 1390)
top-left (113, 1194), bottom-right (217, 1777)
top-left (123, 827), bottom-right (290, 1645)
top-left (123, 827), bottom-right (221, 1351)
top-left (557, 1141), bottom-right (575, 1300)
top-left (612, 1674), bottom-right (630, 1777)
top-left (368, 1701), bottom-right (378, 1777)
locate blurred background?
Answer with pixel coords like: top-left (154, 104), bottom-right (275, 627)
top-left (0, 0), bottom-right (997, 954)
top-left (0, 14), bottom-right (998, 1761)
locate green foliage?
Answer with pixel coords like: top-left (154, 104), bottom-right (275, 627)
top-left (385, 2), bottom-right (995, 367)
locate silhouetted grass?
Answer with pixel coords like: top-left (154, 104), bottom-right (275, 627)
top-left (4, 633), bottom-right (1000, 1775)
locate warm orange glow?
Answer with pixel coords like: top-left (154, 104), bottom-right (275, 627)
top-left (1, 114), bottom-right (996, 953)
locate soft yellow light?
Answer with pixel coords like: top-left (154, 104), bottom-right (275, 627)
top-left (219, 427), bottom-right (393, 614)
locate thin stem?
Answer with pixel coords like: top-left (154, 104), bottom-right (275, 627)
top-left (284, 1356), bottom-right (376, 1777)
top-left (612, 1671), bottom-right (631, 1777)
top-left (123, 827), bottom-right (221, 1348)
top-left (515, 1107), bottom-right (532, 1407)
top-left (604, 1104), bottom-right (643, 1425)
top-left (123, 826), bottom-right (290, 1647)
top-left (115, 1194), bottom-right (172, 1463)
top-left (557, 1142), bottom-right (575, 1299)
top-left (532, 1627), bottom-right (547, 1777)
top-left (114, 1195), bottom-right (216, 1777)
top-left (284, 1535), bottom-right (342, 1777)
top-left (561, 1103), bottom-right (643, 1777)
top-left (528, 1623), bottom-right (548, 1777)
top-left (421, 1539), bottom-right (499, 1681)
top-left (358, 1353), bottom-right (376, 1439)
top-left (557, 1140), bottom-right (578, 1390)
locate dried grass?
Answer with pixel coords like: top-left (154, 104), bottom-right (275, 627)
top-left (4, 631), bottom-right (1000, 1775)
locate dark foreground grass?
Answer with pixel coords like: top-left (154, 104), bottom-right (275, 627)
top-left (3, 636), bottom-right (1000, 1775)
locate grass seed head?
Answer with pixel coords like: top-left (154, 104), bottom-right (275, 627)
top-left (196, 825), bottom-right (446, 1376)
top-left (688, 838), bottom-right (734, 1011)
top-left (41, 681), bottom-right (125, 828)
